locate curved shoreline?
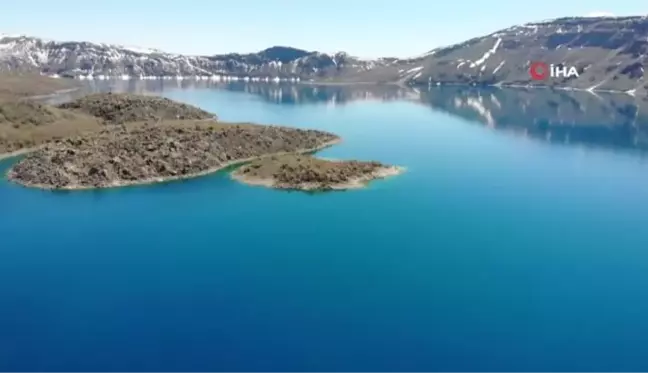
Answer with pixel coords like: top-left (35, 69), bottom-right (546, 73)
top-left (6, 139), bottom-right (342, 191)
top-left (0, 147), bottom-right (41, 161)
top-left (231, 165), bottom-right (405, 191)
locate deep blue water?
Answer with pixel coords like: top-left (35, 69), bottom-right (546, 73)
top-left (3, 83), bottom-right (648, 371)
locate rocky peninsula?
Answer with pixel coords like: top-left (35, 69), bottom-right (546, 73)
top-left (7, 120), bottom-right (340, 189)
top-left (231, 154), bottom-right (403, 191)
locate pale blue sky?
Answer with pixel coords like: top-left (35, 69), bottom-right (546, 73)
top-left (1, 1), bottom-right (645, 58)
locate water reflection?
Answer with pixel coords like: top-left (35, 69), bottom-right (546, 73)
top-left (57, 79), bottom-right (648, 154)
top-left (46, 79), bottom-right (418, 106)
top-left (420, 86), bottom-right (648, 153)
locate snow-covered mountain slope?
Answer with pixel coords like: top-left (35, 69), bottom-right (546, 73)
top-left (405, 16), bottom-right (648, 94)
top-left (0, 36), bottom-right (389, 80)
top-left (320, 16), bottom-right (647, 94)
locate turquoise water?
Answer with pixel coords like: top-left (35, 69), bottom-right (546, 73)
top-left (3, 84), bottom-right (648, 371)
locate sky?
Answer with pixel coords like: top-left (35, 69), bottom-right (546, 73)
top-left (1, 1), bottom-right (646, 58)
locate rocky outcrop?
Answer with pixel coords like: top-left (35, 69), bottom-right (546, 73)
top-left (57, 92), bottom-right (216, 124)
top-left (7, 121), bottom-right (340, 189)
top-left (231, 154), bottom-right (402, 191)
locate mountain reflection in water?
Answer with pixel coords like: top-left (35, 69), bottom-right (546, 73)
top-left (56, 79), bottom-right (648, 154)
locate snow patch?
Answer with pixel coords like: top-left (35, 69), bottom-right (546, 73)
top-left (414, 49), bottom-right (437, 59)
top-left (405, 66), bottom-right (424, 74)
top-left (492, 60), bottom-right (506, 74)
top-left (119, 45), bottom-right (160, 54)
top-left (0, 33), bottom-right (24, 38)
top-left (469, 38), bottom-right (501, 68)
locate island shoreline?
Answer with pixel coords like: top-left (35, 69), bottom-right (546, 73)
top-left (231, 163), bottom-right (405, 191)
top-left (0, 147), bottom-right (41, 161)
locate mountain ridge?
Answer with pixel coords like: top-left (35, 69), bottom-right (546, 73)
top-left (2, 15), bottom-right (647, 94)
top-left (0, 34), bottom-right (391, 81)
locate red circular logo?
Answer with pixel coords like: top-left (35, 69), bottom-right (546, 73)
top-left (529, 62), bottom-right (549, 80)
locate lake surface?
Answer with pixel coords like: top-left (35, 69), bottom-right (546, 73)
top-left (3, 81), bottom-right (648, 371)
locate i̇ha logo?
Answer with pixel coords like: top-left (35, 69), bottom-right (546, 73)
top-left (529, 62), bottom-right (579, 80)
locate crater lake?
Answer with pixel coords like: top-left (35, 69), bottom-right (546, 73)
top-left (2, 81), bottom-right (648, 371)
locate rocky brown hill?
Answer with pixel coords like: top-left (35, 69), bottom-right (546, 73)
top-left (231, 154), bottom-right (402, 191)
top-left (0, 74), bottom-right (101, 154)
top-left (0, 101), bottom-right (100, 154)
top-left (57, 93), bottom-right (216, 124)
top-left (7, 121), bottom-right (339, 189)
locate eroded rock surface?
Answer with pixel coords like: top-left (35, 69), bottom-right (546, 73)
top-left (8, 121), bottom-right (339, 189)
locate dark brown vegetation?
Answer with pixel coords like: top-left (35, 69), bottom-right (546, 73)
top-left (8, 121), bottom-right (339, 189)
top-left (58, 93), bottom-right (216, 124)
top-left (232, 154), bottom-right (400, 191)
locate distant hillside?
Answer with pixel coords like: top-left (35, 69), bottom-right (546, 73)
top-left (0, 35), bottom-right (390, 80)
top-left (346, 16), bottom-right (648, 94)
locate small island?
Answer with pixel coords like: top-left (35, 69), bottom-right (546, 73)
top-left (231, 154), bottom-right (403, 191)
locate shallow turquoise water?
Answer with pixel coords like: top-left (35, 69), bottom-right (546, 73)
top-left (2, 85), bottom-right (648, 370)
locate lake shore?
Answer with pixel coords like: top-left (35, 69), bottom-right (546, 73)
top-left (0, 147), bottom-right (39, 161)
top-left (27, 87), bottom-right (81, 101)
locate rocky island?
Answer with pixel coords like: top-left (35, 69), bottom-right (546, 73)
top-left (231, 154), bottom-right (403, 191)
top-left (7, 121), bottom-right (340, 189)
